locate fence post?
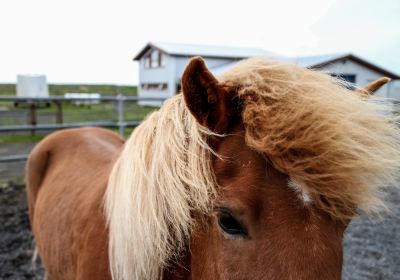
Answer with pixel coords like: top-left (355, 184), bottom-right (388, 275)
top-left (54, 101), bottom-right (63, 124)
top-left (117, 95), bottom-right (125, 136)
top-left (29, 102), bottom-right (37, 135)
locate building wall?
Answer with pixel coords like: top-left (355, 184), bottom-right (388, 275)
top-left (138, 54), bottom-right (238, 106)
top-left (173, 56), bottom-right (236, 84)
top-left (138, 54), bottom-right (400, 107)
top-left (391, 81), bottom-right (400, 100)
top-left (318, 59), bottom-right (394, 98)
top-left (137, 52), bottom-right (176, 106)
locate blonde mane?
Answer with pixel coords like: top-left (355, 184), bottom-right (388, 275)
top-left (105, 57), bottom-right (400, 280)
top-left (220, 57), bottom-right (400, 219)
top-left (105, 96), bottom-right (216, 280)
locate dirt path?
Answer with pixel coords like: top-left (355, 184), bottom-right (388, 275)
top-left (343, 186), bottom-right (400, 279)
top-left (0, 184), bottom-right (43, 279)
top-left (0, 184), bottom-right (399, 279)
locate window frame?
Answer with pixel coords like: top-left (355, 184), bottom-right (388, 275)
top-left (143, 49), bottom-right (166, 69)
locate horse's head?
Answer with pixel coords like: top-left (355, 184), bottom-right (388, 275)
top-left (178, 57), bottom-right (398, 279)
top-left (106, 56), bottom-right (399, 280)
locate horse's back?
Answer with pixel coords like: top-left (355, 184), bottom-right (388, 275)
top-left (26, 127), bottom-right (124, 280)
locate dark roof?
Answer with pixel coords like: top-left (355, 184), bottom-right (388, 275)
top-left (306, 53), bottom-right (400, 80)
top-left (133, 43), bottom-right (400, 80)
top-left (133, 42), bottom-right (272, 60)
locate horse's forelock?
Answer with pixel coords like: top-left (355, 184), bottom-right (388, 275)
top-left (220, 57), bottom-right (400, 220)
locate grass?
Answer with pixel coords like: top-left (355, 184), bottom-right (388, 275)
top-left (0, 83), bottom-right (137, 96)
top-left (0, 175), bottom-right (25, 188)
top-left (0, 84), bottom-right (15, 96)
top-left (0, 83), bottom-right (157, 144)
top-left (32, 101), bottom-right (155, 122)
top-left (0, 134), bottom-right (45, 144)
top-left (0, 101), bottom-right (155, 144)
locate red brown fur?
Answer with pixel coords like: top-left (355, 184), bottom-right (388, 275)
top-left (26, 57), bottom-right (400, 279)
top-left (26, 128), bottom-right (123, 279)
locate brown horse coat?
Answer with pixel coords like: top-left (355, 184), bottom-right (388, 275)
top-left (26, 127), bottom-right (123, 279)
top-left (26, 57), bottom-right (399, 280)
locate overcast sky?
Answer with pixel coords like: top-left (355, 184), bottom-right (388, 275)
top-left (1, 0), bottom-right (399, 85)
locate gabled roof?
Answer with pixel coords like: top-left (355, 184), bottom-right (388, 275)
top-left (287, 53), bottom-right (400, 79)
top-left (278, 53), bottom-right (348, 68)
top-left (212, 53), bottom-right (400, 79)
top-left (133, 42), bottom-right (272, 60)
top-left (134, 42), bottom-right (400, 80)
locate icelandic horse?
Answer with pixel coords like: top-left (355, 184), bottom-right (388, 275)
top-left (26, 57), bottom-right (400, 280)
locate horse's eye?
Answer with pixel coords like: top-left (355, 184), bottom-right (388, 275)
top-left (217, 210), bottom-right (248, 238)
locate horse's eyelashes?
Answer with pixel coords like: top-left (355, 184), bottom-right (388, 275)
top-left (217, 210), bottom-right (248, 238)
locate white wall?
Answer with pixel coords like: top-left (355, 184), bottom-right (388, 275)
top-left (137, 53), bottom-right (239, 106)
top-left (174, 56), bottom-right (236, 84)
top-left (390, 81), bottom-right (400, 100)
top-left (138, 54), bottom-right (400, 107)
top-left (137, 52), bottom-right (176, 106)
top-left (318, 59), bottom-right (394, 98)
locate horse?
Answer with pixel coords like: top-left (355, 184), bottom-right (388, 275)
top-left (26, 56), bottom-right (400, 280)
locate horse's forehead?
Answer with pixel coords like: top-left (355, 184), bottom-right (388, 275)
top-left (214, 126), bottom-right (269, 185)
top-left (213, 126), bottom-right (316, 221)
top-left (214, 127), bottom-right (290, 211)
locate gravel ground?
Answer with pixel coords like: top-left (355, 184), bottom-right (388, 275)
top-left (0, 184), bottom-right (44, 279)
top-left (0, 143), bottom-right (35, 185)
top-left (0, 182), bottom-right (399, 279)
top-left (343, 186), bottom-right (400, 280)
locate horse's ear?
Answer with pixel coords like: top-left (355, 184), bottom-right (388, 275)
top-left (355, 77), bottom-right (391, 96)
top-left (181, 56), bottom-right (234, 133)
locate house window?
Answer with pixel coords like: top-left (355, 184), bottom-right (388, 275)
top-left (141, 83), bottom-right (168, 90)
top-left (331, 74), bottom-right (356, 89)
top-left (331, 74), bottom-right (356, 83)
top-left (150, 50), bottom-right (159, 68)
top-left (144, 56), bottom-right (151, 69)
top-left (160, 52), bottom-right (166, 67)
top-left (144, 49), bottom-right (166, 69)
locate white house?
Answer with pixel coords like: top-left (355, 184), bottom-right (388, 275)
top-left (134, 42), bottom-right (400, 106)
top-left (286, 53), bottom-right (400, 99)
top-left (212, 53), bottom-right (400, 99)
top-left (133, 42), bottom-right (271, 106)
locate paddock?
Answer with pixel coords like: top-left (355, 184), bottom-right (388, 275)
top-left (1, 181), bottom-right (400, 279)
top-left (1, 75), bottom-right (400, 279)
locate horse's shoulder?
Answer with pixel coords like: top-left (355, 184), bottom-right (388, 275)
top-left (28, 127), bottom-right (124, 174)
top-left (49, 127), bottom-right (122, 144)
top-left (36, 127), bottom-right (124, 151)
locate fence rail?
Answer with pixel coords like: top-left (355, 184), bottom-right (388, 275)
top-left (0, 154), bottom-right (28, 163)
top-left (0, 121), bottom-right (142, 133)
top-left (0, 95), bottom-right (148, 102)
top-left (0, 95), bottom-right (165, 163)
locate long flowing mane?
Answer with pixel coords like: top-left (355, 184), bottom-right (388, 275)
top-left (105, 96), bottom-right (217, 280)
top-left (105, 57), bottom-right (400, 280)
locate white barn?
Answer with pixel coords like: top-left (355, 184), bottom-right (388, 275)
top-left (133, 43), bottom-right (400, 106)
top-left (133, 42), bottom-right (271, 106)
top-left (287, 53), bottom-right (400, 99)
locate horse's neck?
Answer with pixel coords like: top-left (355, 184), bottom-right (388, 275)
top-left (162, 253), bottom-right (191, 279)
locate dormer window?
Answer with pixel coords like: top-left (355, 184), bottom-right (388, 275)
top-left (144, 49), bottom-right (165, 69)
